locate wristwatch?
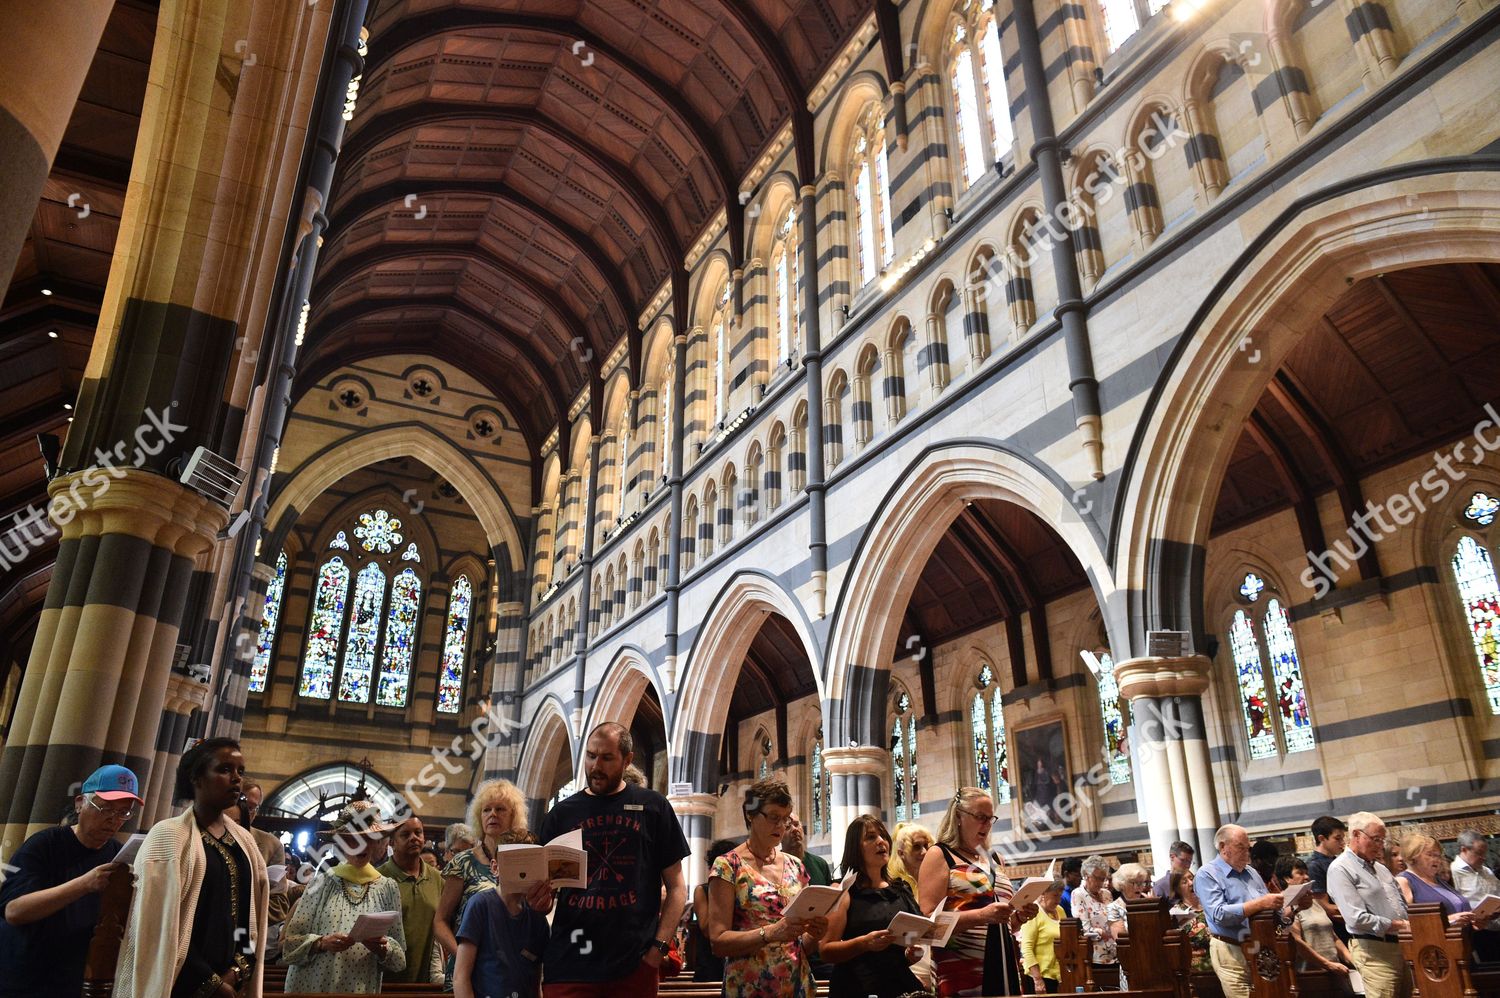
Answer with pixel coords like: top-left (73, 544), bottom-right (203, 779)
top-left (653, 937), bottom-right (672, 955)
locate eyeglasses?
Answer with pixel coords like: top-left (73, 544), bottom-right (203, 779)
top-left (87, 798), bottom-right (134, 822)
top-left (755, 812), bottom-right (792, 828)
top-left (1355, 830), bottom-right (1387, 844)
top-left (957, 807), bottom-right (998, 826)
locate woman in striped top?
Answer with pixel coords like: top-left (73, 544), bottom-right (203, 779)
top-left (916, 788), bottom-right (1037, 996)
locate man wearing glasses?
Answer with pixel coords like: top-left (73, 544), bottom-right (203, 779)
top-left (1326, 811), bottom-right (1410, 998)
top-left (0, 764), bottom-right (141, 998)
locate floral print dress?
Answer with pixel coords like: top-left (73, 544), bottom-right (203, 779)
top-left (1070, 888), bottom-right (1117, 964)
top-left (710, 849), bottom-right (815, 998)
top-left (1171, 904), bottom-right (1213, 973)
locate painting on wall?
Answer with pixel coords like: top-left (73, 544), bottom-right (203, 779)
top-left (1014, 717), bottom-right (1073, 834)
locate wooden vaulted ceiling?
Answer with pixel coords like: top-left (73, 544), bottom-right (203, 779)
top-left (300, 0), bottom-right (878, 451)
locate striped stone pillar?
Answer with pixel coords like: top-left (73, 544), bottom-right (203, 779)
top-left (0, 472), bottom-right (227, 855)
top-left (962, 285), bottom-right (991, 368)
top-left (1182, 99), bottom-right (1228, 202)
top-left (142, 671), bottom-right (211, 826)
top-left (822, 744), bottom-right (888, 869)
top-left (1115, 655), bottom-right (1219, 866)
top-left (668, 791), bottom-right (719, 891)
top-left (0, 1), bottom-right (114, 301)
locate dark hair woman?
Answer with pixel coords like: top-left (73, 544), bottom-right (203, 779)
top-left (818, 814), bottom-right (924, 998)
top-left (706, 778), bottom-right (828, 997)
top-left (117, 738), bottom-right (270, 998)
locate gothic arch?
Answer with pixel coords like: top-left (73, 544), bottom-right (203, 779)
top-left (516, 694), bottom-right (576, 804)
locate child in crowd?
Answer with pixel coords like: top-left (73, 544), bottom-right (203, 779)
top-left (453, 830), bottom-right (551, 998)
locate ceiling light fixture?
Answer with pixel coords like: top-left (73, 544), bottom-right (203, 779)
top-left (47, 330), bottom-right (58, 339)
top-left (40, 288), bottom-right (53, 296)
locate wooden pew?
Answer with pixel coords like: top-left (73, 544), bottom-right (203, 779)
top-left (1056, 900), bottom-right (1183, 996)
top-left (82, 864), bottom-right (134, 997)
top-left (1242, 909), bottom-right (1343, 998)
top-left (1398, 901), bottom-right (1500, 998)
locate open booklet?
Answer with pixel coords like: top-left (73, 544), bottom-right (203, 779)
top-left (493, 828), bottom-right (588, 893)
top-left (1006, 858), bottom-right (1058, 910)
top-left (888, 898), bottom-right (960, 947)
top-left (781, 871), bottom-right (858, 921)
top-left (1280, 882), bottom-right (1311, 911)
top-left (1468, 894), bottom-right (1500, 921)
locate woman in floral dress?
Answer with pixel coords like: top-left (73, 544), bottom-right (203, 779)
top-left (706, 778), bottom-right (829, 997)
top-left (1070, 855), bottom-right (1116, 970)
top-left (1168, 869), bottom-right (1212, 974)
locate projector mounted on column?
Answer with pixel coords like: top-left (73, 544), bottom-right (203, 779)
top-left (178, 446), bottom-right (247, 508)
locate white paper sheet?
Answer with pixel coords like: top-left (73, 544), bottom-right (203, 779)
top-left (347, 910), bottom-right (400, 942)
top-left (113, 833), bottom-right (148, 868)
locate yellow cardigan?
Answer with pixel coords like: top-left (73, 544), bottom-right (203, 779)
top-left (1019, 905), bottom-right (1068, 982)
top-left (115, 809), bottom-right (270, 998)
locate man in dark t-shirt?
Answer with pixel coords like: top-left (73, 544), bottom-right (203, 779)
top-left (537, 722), bottom-right (689, 998)
top-left (0, 764), bottom-right (140, 998)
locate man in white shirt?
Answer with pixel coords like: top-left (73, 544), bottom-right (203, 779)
top-left (1451, 829), bottom-right (1500, 962)
top-left (1326, 811), bottom-right (1409, 998)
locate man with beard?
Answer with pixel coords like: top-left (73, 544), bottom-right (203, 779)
top-left (536, 722), bottom-right (689, 998)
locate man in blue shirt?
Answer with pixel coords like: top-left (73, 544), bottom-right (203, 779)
top-left (1195, 824), bottom-right (1285, 998)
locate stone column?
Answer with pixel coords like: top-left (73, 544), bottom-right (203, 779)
top-left (823, 744), bottom-right (889, 866)
top-left (668, 791), bottom-right (719, 891)
top-left (0, 472), bottom-right (226, 854)
top-left (1114, 654), bottom-right (1219, 864)
top-left (0, 1), bottom-right (114, 301)
top-left (142, 671), bottom-right (212, 826)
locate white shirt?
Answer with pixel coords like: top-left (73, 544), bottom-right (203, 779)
top-left (1451, 854), bottom-right (1500, 925)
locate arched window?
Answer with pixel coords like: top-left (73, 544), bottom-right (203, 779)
top-left (300, 555), bottom-right (351, 700)
top-left (1097, 0), bottom-right (1168, 53)
top-left (710, 280), bottom-right (733, 426)
top-left (891, 688), bottom-right (919, 822)
top-left (376, 567), bottom-right (421, 707)
top-left (550, 778), bottom-right (580, 812)
top-left (1452, 520), bottom-right (1500, 714)
top-left (773, 207), bottom-right (800, 367)
top-left (1228, 573), bottom-right (1315, 760)
top-left (755, 730), bottom-right (772, 780)
top-left (354, 508), bottom-right (403, 553)
top-left (971, 663), bottom-right (1011, 803)
top-left (437, 574), bottom-right (473, 714)
top-left (249, 551), bottom-right (288, 694)
top-left (339, 561), bottom-right (386, 703)
top-left (949, 2), bottom-right (1016, 192)
top-left (811, 727), bottom-right (830, 836)
top-left (849, 108), bottom-right (894, 287)
top-left (1090, 651), bottom-right (1131, 785)
top-left (660, 367), bottom-right (673, 479)
top-left (329, 531), bottom-right (350, 550)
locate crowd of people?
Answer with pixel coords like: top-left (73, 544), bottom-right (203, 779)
top-left (3, 737), bottom-right (1498, 998)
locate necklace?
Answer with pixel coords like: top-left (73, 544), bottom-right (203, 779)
top-left (477, 839), bottom-right (494, 864)
top-left (340, 878), bottom-right (373, 905)
top-left (747, 842), bottom-right (777, 864)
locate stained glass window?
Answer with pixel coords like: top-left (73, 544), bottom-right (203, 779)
top-left (1240, 572), bottom-right (1265, 602)
top-left (1465, 492), bottom-right (1500, 526)
top-left (855, 154), bottom-right (877, 286)
top-left (971, 663), bottom-right (1011, 804)
top-left (660, 370), bottom-right (673, 478)
top-left (978, 15), bottom-right (1012, 161)
top-left (876, 139), bottom-right (894, 269)
top-left (1230, 609), bottom-right (1277, 760)
top-left (1099, 0), bottom-right (1142, 52)
top-left (757, 734), bottom-right (771, 780)
top-left (249, 551), bottom-right (288, 694)
top-left (437, 574), bottom-right (473, 713)
top-left (892, 690), bottom-right (919, 823)
top-left (300, 556), bottom-right (350, 699)
top-left (329, 531), bottom-right (350, 550)
top-left (338, 562), bottom-right (386, 703)
top-left (811, 730), bottom-right (828, 836)
top-left (401, 542), bottom-right (420, 562)
top-left (1094, 652), bottom-right (1131, 785)
top-left (1263, 599), bottom-right (1315, 754)
top-left (376, 567), bottom-right (421, 707)
top-left (1453, 535), bottom-right (1500, 714)
top-left (354, 508), bottom-right (403, 553)
top-left (951, 30), bottom-right (987, 189)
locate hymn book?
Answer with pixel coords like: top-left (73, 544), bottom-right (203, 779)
top-left (494, 828), bottom-right (588, 893)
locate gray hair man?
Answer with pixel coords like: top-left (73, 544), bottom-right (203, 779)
top-left (1326, 812), bottom-right (1409, 998)
top-left (1194, 824), bottom-right (1284, 998)
top-left (1451, 829), bottom-right (1500, 963)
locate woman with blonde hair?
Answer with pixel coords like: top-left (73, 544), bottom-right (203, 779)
top-left (1397, 833), bottom-right (1490, 927)
top-left (434, 779), bottom-right (526, 976)
top-left (888, 822), bottom-right (933, 892)
top-left (917, 788), bottom-right (1036, 996)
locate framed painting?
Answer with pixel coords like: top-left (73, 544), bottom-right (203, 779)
top-left (1013, 717), bottom-right (1073, 834)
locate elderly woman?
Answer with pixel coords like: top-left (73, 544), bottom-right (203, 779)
top-left (1398, 834), bottom-right (1492, 928)
top-left (1070, 855), bottom-right (1116, 970)
top-left (917, 788), bottom-right (1036, 996)
top-left (443, 823), bottom-right (476, 865)
top-left (280, 801), bottom-right (406, 992)
top-left (1018, 880), bottom-right (1067, 994)
top-left (707, 777), bottom-right (829, 997)
top-left (434, 780), bottom-right (525, 972)
top-left (117, 738), bottom-right (270, 998)
top-left (819, 814), bottom-right (924, 998)
top-left (1106, 863), bottom-right (1150, 990)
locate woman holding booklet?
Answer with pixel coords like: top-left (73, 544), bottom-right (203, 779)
top-left (280, 801), bottom-right (406, 993)
top-left (707, 778), bottom-right (830, 996)
top-left (1397, 833), bottom-right (1494, 927)
top-left (818, 814), bottom-right (925, 998)
top-left (917, 787), bottom-right (1038, 996)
